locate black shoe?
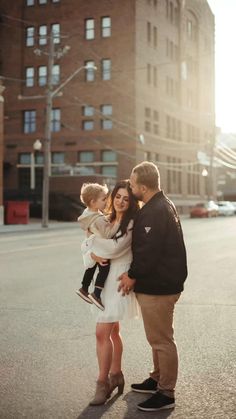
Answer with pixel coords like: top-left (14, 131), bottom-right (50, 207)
top-left (131, 377), bottom-right (158, 394)
top-left (137, 392), bottom-right (175, 412)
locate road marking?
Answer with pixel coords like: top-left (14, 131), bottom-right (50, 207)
top-left (0, 239), bottom-right (80, 255)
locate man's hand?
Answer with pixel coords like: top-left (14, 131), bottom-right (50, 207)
top-left (118, 272), bottom-right (136, 296)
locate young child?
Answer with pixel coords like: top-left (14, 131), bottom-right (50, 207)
top-left (75, 183), bottom-right (119, 310)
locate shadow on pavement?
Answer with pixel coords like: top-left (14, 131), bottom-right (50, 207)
top-left (76, 394), bottom-right (120, 418)
top-left (76, 391), bottom-right (175, 419)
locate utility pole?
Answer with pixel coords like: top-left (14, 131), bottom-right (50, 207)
top-left (42, 30), bottom-right (54, 228)
top-left (0, 82), bottom-right (5, 225)
top-left (208, 131), bottom-right (216, 201)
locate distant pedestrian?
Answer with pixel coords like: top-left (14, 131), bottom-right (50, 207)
top-left (76, 183), bottom-right (119, 310)
top-left (118, 161), bottom-right (188, 412)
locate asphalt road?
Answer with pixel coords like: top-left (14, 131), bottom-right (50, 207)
top-left (0, 217), bottom-right (235, 419)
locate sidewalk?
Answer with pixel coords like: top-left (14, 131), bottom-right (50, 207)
top-left (0, 215), bottom-right (190, 235)
top-left (0, 219), bottom-right (79, 234)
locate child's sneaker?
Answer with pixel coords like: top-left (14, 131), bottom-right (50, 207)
top-left (75, 288), bottom-right (92, 304)
top-left (88, 293), bottom-right (105, 311)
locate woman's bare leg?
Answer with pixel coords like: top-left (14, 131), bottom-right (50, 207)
top-left (110, 322), bottom-right (123, 374)
top-left (96, 322), bottom-right (115, 382)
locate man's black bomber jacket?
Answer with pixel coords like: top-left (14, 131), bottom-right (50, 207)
top-left (128, 191), bottom-right (188, 295)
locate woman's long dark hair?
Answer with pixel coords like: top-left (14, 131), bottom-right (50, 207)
top-left (107, 180), bottom-right (139, 238)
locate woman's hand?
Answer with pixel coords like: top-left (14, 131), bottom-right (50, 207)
top-left (91, 252), bottom-right (109, 266)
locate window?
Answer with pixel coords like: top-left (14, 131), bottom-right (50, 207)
top-left (147, 63), bottom-right (151, 84)
top-left (101, 166), bottom-right (117, 177)
top-left (145, 107), bottom-right (151, 118)
top-left (85, 18), bottom-right (95, 40)
top-left (26, 27), bottom-right (34, 46)
top-left (35, 153), bottom-right (44, 164)
top-left (102, 59), bottom-right (111, 80)
top-left (52, 23), bottom-right (60, 44)
top-left (153, 66), bottom-right (157, 87)
top-left (38, 66), bottom-right (47, 86)
top-left (153, 26), bottom-right (157, 48)
top-left (166, 115), bottom-right (170, 137)
top-left (39, 0), bottom-right (47, 4)
top-left (82, 120), bottom-right (94, 130)
top-left (85, 60), bottom-right (96, 81)
top-left (52, 64), bottom-right (60, 85)
top-left (101, 105), bottom-right (113, 129)
top-left (19, 153), bottom-right (31, 164)
top-left (174, 7), bottom-right (179, 26)
top-left (101, 17), bottom-right (111, 37)
top-left (39, 25), bottom-right (47, 45)
top-left (26, 0), bottom-right (34, 6)
top-left (166, 0), bottom-right (169, 18)
top-left (26, 67), bottom-right (34, 87)
top-left (82, 105), bottom-right (94, 116)
top-left (147, 22), bottom-right (151, 43)
top-left (23, 110), bottom-right (36, 133)
top-left (79, 151), bottom-right (95, 163)
top-left (154, 124), bottom-right (159, 134)
top-left (170, 2), bottom-right (174, 23)
top-left (145, 121), bottom-right (151, 132)
top-left (102, 150), bottom-right (117, 162)
top-left (102, 120), bottom-right (112, 130)
top-left (52, 0), bottom-right (60, 2)
top-left (153, 110), bottom-right (159, 121)
top-left (51, 108), bottom-right (61, 132)
top-left (144, 151), bottom-right (151, 161)
top-left (52, 152), bottom-right (64, 164)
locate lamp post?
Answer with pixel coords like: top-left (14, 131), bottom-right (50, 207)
top-left (30, 139), bottom-right (42, 190)
top-left (202, 168), bottom-right (209, 200)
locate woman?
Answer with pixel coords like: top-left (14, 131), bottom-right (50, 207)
top-left (82, 180), bottom-right (140, 405)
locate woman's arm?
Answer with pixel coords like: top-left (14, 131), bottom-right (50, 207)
top-left (81, 222), bottom-right (133, 269)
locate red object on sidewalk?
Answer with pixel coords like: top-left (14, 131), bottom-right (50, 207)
top-left (5, 201), bottom-right (29, 225)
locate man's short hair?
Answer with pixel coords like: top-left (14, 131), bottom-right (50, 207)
top-left (132, 161), bottom-right (160, 190)
top-left (80, 183), bottom-right (108, 207)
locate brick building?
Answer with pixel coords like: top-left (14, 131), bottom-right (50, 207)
top-left (0, 82), bottom-right (4, 224)
top-left (0, 0), bottom-right (215, 213)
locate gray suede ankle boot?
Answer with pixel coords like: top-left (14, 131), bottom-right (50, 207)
top-left (89, 380), bottom-right (110, 406)
top-left (108, 371), bottom-right (125, 396)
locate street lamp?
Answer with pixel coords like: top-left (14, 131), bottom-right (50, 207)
top-left (202, 168), bottom-right (209, 200)
top-left (31, 139), bottom-right (42, 190)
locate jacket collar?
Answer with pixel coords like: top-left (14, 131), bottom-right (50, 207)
top-left (140, 190), bottom-right (164, 209)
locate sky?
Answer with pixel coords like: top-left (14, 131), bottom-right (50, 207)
top-left (207, 0), bottom-right (236, 133)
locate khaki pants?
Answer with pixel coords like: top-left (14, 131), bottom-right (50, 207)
top-left (136, 292), bottom-right (181, 397)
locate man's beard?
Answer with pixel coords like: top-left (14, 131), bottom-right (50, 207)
top-left (132, 190), bottom-right (143, 201)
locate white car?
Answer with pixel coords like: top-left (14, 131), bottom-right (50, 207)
top-left (217, 201), bottom-right (235, 216)
top-left (231, 202), bottom-right (236, 214)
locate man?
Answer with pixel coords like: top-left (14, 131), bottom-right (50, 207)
top-left (118, 161), bottom-right (187, 412)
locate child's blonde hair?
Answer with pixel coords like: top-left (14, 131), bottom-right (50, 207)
top-left (80, 183), bottom-right (109, 207)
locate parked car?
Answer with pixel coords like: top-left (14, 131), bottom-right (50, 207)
top-left (190, 201), bottom-right (219, 218)
top-left (217, 201), bottom-right (235, 216)
top-left (230, 202), bottom-right (236, 214)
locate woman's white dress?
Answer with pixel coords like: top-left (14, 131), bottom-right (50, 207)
top-left (82, 221), bottom-right (140, 323)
